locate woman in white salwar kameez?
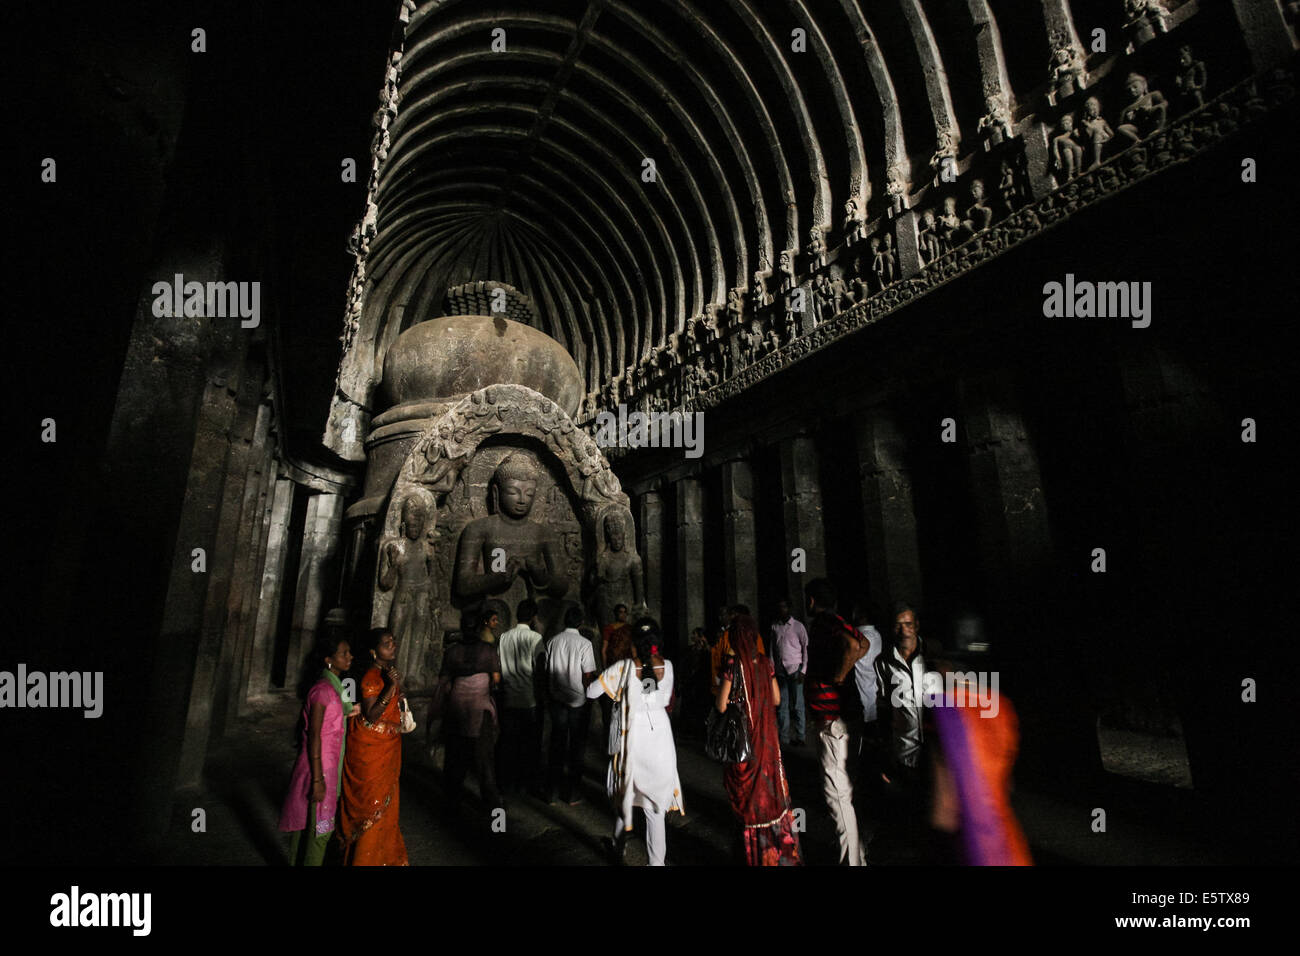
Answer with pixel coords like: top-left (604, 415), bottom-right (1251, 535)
top-left (586, 618), bottom-right (684, 865)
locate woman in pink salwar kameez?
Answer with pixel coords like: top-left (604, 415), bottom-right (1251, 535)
top-left (279, 635), bottom-right (354, 865)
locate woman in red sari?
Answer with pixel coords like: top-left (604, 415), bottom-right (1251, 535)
top-left (715, 614), bottom-right (802, 865)
top-left (340, 628), bottom-right (409, 866)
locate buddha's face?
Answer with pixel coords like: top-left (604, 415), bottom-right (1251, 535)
top-left (1127, 76), bottom-right (1146, 98)
top-left (402, 501), bottom-right (426, 539)
top-left (498, 477), bottom-right (536, 518)
top-left (1061, 115), bottom-right (1075, 132)
top-left (971, 180), bottom-right (985, 200)
top-left (605, 517), bottom-right (625, 551)
top-left (944, 197), bottom-right (957, 214)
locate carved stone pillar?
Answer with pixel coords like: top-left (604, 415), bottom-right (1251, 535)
top-left (674, 476), bottom-right (705, 648)
top-left (214, 400), bottom-right (274, 735)
top-left (891, 208), bottom-right (923, 281)
top-left (1022, 125), bottom-right (1056, 202)
top-left (1116, 345), bottom-right (1242, 803)
top-left (232, 431), bottom-right (278, 716)
top-left (246, 476), bottom-right (296, 701)
top-left (721, 457), bottom-right (759, 613)
top-left (855, 407), bottom-right (923, 614)
top-left (286, 492), bottom-right (345, 681)
top-left (957, 375), bottom-right (1053, 630)
top-left (779, 433), bottom-right (826, 610)
top-left (957, 374), bottom-right (1100, 783)
top-left (177, 364), bottom-right (264, 789)
top-left (638, 488), bottom-right (664, 621)
top-left (1230, 0), bottom-right (1294, 71)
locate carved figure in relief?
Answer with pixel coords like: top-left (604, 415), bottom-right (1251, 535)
top-left (417, 422), bottom-right (465, 492)
top-left (1080, 96), bottom-right (1114, 169)
top-left (879, 233), bottom-right (896, 284)
top-left (1175, 45), bottom-right (1207, 109)
top-left (963, 180), bottom-right (994, 235)
top-left (1123, 0), bottom-right (1168, 49)
top-left (842, 197), bottom-right (865, 245)
top-left (998, 160), bottom-right (1019, 211)
top-left (778, 250), bottom-right (796, 293)
top-left (591, 512), bottom-right (645, 628)
top-left (1050, 45), bottom-right (1085, 103)
top-left (850, 259), bottom-right (870, 303)
top-left (810, 273), bottom-right (832, 325)
top-left (751, 271), bottom-right (769, 310)
top-left (727, 287), bottom-right (744, 328)
top-left (936, 196), bottom-right (961, 253)
top-left (781, 305), bottom-right (799, 341)
top-left (469, 388), bottom-right (504, 434)
top-left (1053, 114), bottom-right (1085, 181)
top-left (885, 165), bottom-right (907, 214)
top-left (827, 271), bottom-right (851, 315)
top-left (379, 494), bottom-right (435, 681)
top-left (453, 453), bottom-right (568, 604)
top-left (1116, 73), bottom-right (1168, 144)
top-left (918, 209), bottom-right (940, 265)
top-left (580, 456), bottom-right (622, 505)
top-left (930, 129), bottom-right (958, 177)
top-left (978, 93), bottom-right (1014, 146)
top-left (806, 229), bottom-right (826, 272)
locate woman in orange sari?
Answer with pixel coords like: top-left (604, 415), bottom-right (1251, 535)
top-left (340, 628), bottom-right (409, 865)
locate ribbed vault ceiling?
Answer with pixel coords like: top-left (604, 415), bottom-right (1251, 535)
top-left (356, 0), bottom-right (1115, 398)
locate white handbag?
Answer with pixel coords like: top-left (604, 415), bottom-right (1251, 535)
top-left (399, 696), bottom-right (417, 734)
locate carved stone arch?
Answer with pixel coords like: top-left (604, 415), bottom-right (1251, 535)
top-left (372, 383), bottom-right (634, 686)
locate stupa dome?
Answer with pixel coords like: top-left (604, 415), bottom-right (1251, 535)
top-left (379, 313), bottom-right (583, 417)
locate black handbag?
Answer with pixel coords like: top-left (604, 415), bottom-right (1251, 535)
top-left (705, 658), bottom-right (752, 763)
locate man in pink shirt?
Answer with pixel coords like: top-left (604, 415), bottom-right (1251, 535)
top-left (769, 599), bottom-right (809, 746)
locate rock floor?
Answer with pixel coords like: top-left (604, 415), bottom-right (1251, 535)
top-left (153, 693), bottom-right (1223, 866)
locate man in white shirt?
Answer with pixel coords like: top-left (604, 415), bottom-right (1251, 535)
top-left (872, 603), bottom-right (935, 859)
top-left (874, 604), bottom-right (927, 778)
top-left (851, 603), bottom-right (885, 726)
top-left (497, 599), bottom-right (545, 796)
top-left (544, 604), bottom-right (596, 804)
top-left (851, 602), bottom-right (886, 856)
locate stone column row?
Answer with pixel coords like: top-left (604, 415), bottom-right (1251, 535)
top-left (245, 477), bottom-right (296, 702)
top-left (641, 392), bottom-right (1058, 641)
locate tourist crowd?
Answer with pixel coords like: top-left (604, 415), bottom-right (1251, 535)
top-left (277, 579), bottom-right (1029, 866)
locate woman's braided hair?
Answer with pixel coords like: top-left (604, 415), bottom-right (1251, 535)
top-left (631, 616), bottom-right (662, 690)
